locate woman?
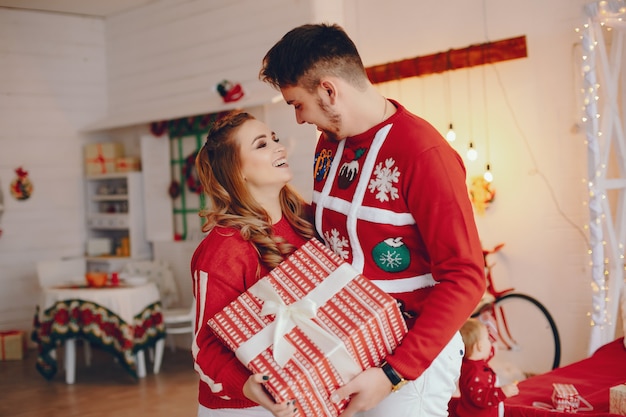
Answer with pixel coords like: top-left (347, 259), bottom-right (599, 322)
top-left (191, 111), bottom-right (314, 417)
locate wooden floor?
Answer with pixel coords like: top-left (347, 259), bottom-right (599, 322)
top-left (0, 342), bottom-right (199, 417)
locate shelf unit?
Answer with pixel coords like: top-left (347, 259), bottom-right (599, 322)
top-left (85, 172), bottom-right (151, 272)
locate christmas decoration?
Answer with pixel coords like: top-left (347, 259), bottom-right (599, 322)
top-left (150, 121), bottom-right (168, 137)
top-left (115, 157), bottom-right (141, 172)
top-left (168, 180), bottom-right (181, 199)
top-left (183, 151), bottom-right (202, 194)
top-left (216, 79), bottom-right (244, 103)
top-left (314, 149), bottom-right (333, 182)
top-left (150, 112), bottom-right (228, 137)
top-left (84, 142), bottom-right (124, 175)
top-left (372, 237), bottom-right (410, 272)
top-left (208, 238), bottom-right (407, 417)
top-left (469, 175), bottom-right (495, 215)
top-left (338, 148), bottom-right (366, 189)
top-left (10, 167), bottom-right (33, 201)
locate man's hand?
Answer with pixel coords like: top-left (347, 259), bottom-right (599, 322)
top-left (242, 374), bottom-right (298, 417)
top-left (331, 367), bottom-right (393, 417)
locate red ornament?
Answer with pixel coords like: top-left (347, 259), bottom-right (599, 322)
top-left (150, 121), bottom-right (168, 136)
top-left (216, 80), bottom-right (244, 103)
top-left (168, 180), bottom-right (181, 199)
top-left (183, 151), bottom-right (202, 194)
top-left (10, 166), bottom-right (33, 201)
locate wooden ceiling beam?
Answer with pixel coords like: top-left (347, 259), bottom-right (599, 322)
top-left (365, 35), bottom-right (527, 84)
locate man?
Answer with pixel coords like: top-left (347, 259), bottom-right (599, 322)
top-left (258, 23), bottom-right (485, 417)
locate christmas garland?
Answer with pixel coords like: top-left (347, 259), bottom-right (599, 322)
top-left (183, 151), bottom-right (202, 194)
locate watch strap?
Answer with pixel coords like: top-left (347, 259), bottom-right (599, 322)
top-left (381, 361), bottom-right (403, 386)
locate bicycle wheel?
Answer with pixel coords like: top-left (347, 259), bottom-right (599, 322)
top-left (475, 293), bottom-right (561, 379)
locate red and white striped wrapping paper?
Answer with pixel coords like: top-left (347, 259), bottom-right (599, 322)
top-left (208, 238), bottom-right (407, 417)
top-left (552, 383), bottom-right (581, 412)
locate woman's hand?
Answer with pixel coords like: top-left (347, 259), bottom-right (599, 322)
top-left (243, 373), bottom-right (298, 417)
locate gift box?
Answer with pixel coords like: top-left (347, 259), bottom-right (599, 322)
top-left (115, 157), bottom-right (141, 172)
top-left (208, 238), bottom-right (408, 417)
top-left (85, 142), bottom-right (124, 175)
top-left (1, 330), bottom-right (24, 360)
top-left (552, 383), bottom-right (580, 413)
top-left (610, 384), bottom-right (626, 416)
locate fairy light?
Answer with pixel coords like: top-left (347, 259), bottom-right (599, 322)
top-left (580, 15), bottom-right (608, 334)
top-left (579, 1), bottom-right (626, 351)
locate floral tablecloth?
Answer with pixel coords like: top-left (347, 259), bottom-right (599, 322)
top-left (31, 283), bottom-right (165, 380)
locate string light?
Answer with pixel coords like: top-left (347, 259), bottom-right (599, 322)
top-left (483, 163), bottom-right (493, 182)
top-left (480, 1), bottom-right (493, 185)
top-left (446, 123), bottom-right (457, 142)
top-left (467, 142), bottom-right (478, 161)
top-left (444, 54), bottom-right (456, 143)
top-left (465, 51), bottom-right (476, 162)
top-left (578, 1), bottom-right (626, 350)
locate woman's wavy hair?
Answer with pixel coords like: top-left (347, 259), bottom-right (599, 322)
top-left (196, 111), bottom-right (314, 270)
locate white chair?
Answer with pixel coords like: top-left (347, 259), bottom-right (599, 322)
top-left (121, 259), bottom-right (180, 308)
top-left (35, 258), bottom-right (91, 384)
top-left (152, 299), bottom-right (195, 374)
top-left (121, 259), bottom-right (194, 374)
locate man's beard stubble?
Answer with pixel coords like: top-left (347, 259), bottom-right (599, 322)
top-left (318, 97), bottom-right (342, 142)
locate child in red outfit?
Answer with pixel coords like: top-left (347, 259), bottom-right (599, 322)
top-left (456, 319), bottom-right (519, 417)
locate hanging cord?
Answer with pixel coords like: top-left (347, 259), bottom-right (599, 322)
top-left (466, 50), bottom-right (474, 141)
top-left (490, 64), bottom-right (589, 247)
top-left (482, 44), bottom-right (490, 165)
top-left (0, 176), bottom-right (3, 237)
top-left (481, 0), bottom-right (588, 246)
top-left (445, 50), bottom-right (453, 126)
top-left (482, 0), bottom-right (491, 166)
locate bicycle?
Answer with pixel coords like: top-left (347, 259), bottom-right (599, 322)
top-left (472, 243), bottom-right (561, 380)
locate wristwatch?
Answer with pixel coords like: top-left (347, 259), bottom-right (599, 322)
top-left (380, 361), bottom-right (408, 392)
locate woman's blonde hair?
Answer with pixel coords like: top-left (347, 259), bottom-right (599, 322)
top-left (196, 111), bottom-right (314, 270)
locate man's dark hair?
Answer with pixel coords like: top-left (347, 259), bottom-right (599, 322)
top-left (260, 23), bottom-right (367, 91)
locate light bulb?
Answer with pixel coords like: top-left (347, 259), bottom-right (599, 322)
top-left (446, 123), bottom-right (456, 142)
top-left (467, 142), bottom-right (478, 161)
top-left (483, 164), bottom-right (493, 182)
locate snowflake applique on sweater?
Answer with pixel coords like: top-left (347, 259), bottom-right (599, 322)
top-left (368, 158), bottom-right (400, 202)
top-left (324, 228), bottom-right (350, 260)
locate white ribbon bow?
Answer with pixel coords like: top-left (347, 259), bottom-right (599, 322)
top-left (237, 264), bottom-right (362, 382)
top-left (257, 280), bottom-right (345, 367)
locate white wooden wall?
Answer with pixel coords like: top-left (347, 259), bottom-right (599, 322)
top-left (98, 0), bottom-right (313, 129)
top-left (0, 9), bottom-right (106, 331)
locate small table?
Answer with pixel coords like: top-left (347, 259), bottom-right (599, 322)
top-left (32, 282), bottom-right (165, 383)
